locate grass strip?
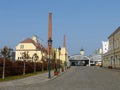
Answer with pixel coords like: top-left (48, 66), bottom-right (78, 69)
top-left (0, 71), bottom-right (47, 82)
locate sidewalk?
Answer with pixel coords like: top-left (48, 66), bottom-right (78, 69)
top-left (0, 70), bottom-right (66, 87)
top-left (0, 71), bottom-right (54, 87)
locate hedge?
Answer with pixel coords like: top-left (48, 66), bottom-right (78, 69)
top-left (0, 58), bottom-right (55, 78)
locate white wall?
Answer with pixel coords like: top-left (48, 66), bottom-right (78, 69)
top-left (102, 41), bottom-right (109, 54)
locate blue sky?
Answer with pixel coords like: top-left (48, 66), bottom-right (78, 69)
top-left (0, 0), bottom-right (120, 55)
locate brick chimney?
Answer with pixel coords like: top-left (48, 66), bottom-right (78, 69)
top-left (63, 35), bottom-right (66, 48)
top-left (47, 12), bottom-right (52, 56)
top-left (48, 12), bottom-right (52, 40)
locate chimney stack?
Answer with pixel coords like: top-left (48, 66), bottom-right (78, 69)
top-left (48, 12), bottom-right (52, 40)
top-left (63, 35), bottom-right (66, 48)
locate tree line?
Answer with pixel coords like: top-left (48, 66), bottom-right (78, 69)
top-left (0, 58), bottom-right (53, 78)
top-left (0, 46), bottom-right (56, 79)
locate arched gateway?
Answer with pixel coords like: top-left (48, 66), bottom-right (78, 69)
top-left (69, 54), bottom-right (90, 66)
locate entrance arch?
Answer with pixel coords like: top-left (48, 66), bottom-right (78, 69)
top-left (69, 54), bottom-right (90, 66)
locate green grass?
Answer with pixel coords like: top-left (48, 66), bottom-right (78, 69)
top-left (0, 71), bottom-right (47, 82)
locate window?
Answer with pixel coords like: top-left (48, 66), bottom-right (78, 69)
top-left (20, 45), bottom-right (24, 49)
top-left (105, 48), bottom-right (106, 51)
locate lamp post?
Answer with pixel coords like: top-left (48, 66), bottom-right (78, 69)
top-left (32, 53), bottom-right (39, 73)
top-left (42, 54), bottom-right (43, 72)
top-left (41, 51), bottom-right (45, 72)
top-left (54, 50), bottom-right (57, 70)
top-left (65, 53), bottom-right (67, 70)
top-left (48, 39), bottom-right (52, 78)
top-left (58, 46), bottom-right (61, 73)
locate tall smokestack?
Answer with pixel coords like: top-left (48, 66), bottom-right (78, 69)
top-left (47, 12), bottom-right (52, 79)
top-left (47, 12), bottom-right (52, 56)
top-left (63, 35), bottom-right (66, 48)
top-left (48, 12), bottom-right (52, 40)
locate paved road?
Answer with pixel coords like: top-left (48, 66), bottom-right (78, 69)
top-left (0, 66), bottom-right (120, 90)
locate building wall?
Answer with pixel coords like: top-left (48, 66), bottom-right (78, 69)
top-left (102, 53), bottom-right (111, 67)
top-left (80, 50), bottom-right (84, 55)
top-left (103, 27), bottom-right (120, 68)
top-left (55, 47), bottom-right (69, 66)
top-left (60, 47), bottom-right (68, 63)
top-left (102, 41), bottom-right (109, 54)
top-left (16, 43), bottom-right (36, 50)
top-left (16, 42), bottom-right (46, 62)
top-left (94, 48), bottom-right (102, 55)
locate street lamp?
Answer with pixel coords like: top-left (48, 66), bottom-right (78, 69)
top-left (48, 39), bottom-right (52, 78)
top-left (41, 50), bottom-right (45, 72)
top-left (41, 53), bottom-right (44, 72)
top-left (65, 53), bottom-right (67, 70)
top-left (58, 46), bottom-right (61, 73)
top-left (54, 49), bottom-right (57, 70)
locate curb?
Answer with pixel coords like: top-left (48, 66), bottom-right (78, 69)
top-left (49, 69), bottom-right (69, 80)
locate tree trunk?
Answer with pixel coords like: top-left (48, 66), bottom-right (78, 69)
top-left (2, 58), bottom-right (5, 79)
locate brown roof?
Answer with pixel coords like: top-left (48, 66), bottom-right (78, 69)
top-left (20, 38), bottom-right (38, 48)
top-left (20, 38), bottom-right (47, 52)
top-left (20, 38), bottom-right (35, 43)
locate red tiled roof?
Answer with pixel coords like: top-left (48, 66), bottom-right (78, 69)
top-left (20, 38), bottom-right (47, 52)
top-left (20, 38), bottom-right (35, 43)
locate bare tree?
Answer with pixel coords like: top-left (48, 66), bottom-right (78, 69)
top-left (32, 53), bottom-right (39, 73)
top-left (0, 46), bottom-right (13, 79)
top-left (21, 51), bottom-right (29, 75)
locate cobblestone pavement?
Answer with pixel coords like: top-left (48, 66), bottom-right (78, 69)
top-left (0, 66), bottom-right (120, 90)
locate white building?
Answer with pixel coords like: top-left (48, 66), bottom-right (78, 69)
top-left (94, 48), bottom-right (102, 54)
top-left (102, 41), bottom-right (109, 54)
top-left (90, 54), bottom-right (102, 66)
top-left (80, 49), bottom-right (85, 55)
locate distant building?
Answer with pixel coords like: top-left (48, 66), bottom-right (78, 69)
top-left (89, 48), bottom-right (102, 66)
top-left (69, 49), bottom-right (90, 66)
top-left (53, 35), bottom-right (69, 67)
top-left (90, 54), bottom-right (102, 66)
top-left (60, 47), bottom-right (69, 64)
top-left (15, 35), bottom-right (47, 62)
top-left (102, 41), bottom-right (109, 54)
top-left (94, 48), bottom-right (102, 54)
top-left (80, 48), bottom-right (85, 55)
top-left (69, 54), bottom-right (90, 66)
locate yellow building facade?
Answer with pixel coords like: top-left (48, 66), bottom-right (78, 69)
top-left (15, 35), bottom-right (47, 62)
top-left (53, 47), bottom-right (69, 66)
top-left (60, 47), bottom-right (68, 64)
top-left (103, 27), bottom-right (120, 68)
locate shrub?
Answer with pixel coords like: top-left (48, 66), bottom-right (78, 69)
top-left (0, 58), bottom-right (55, 78)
